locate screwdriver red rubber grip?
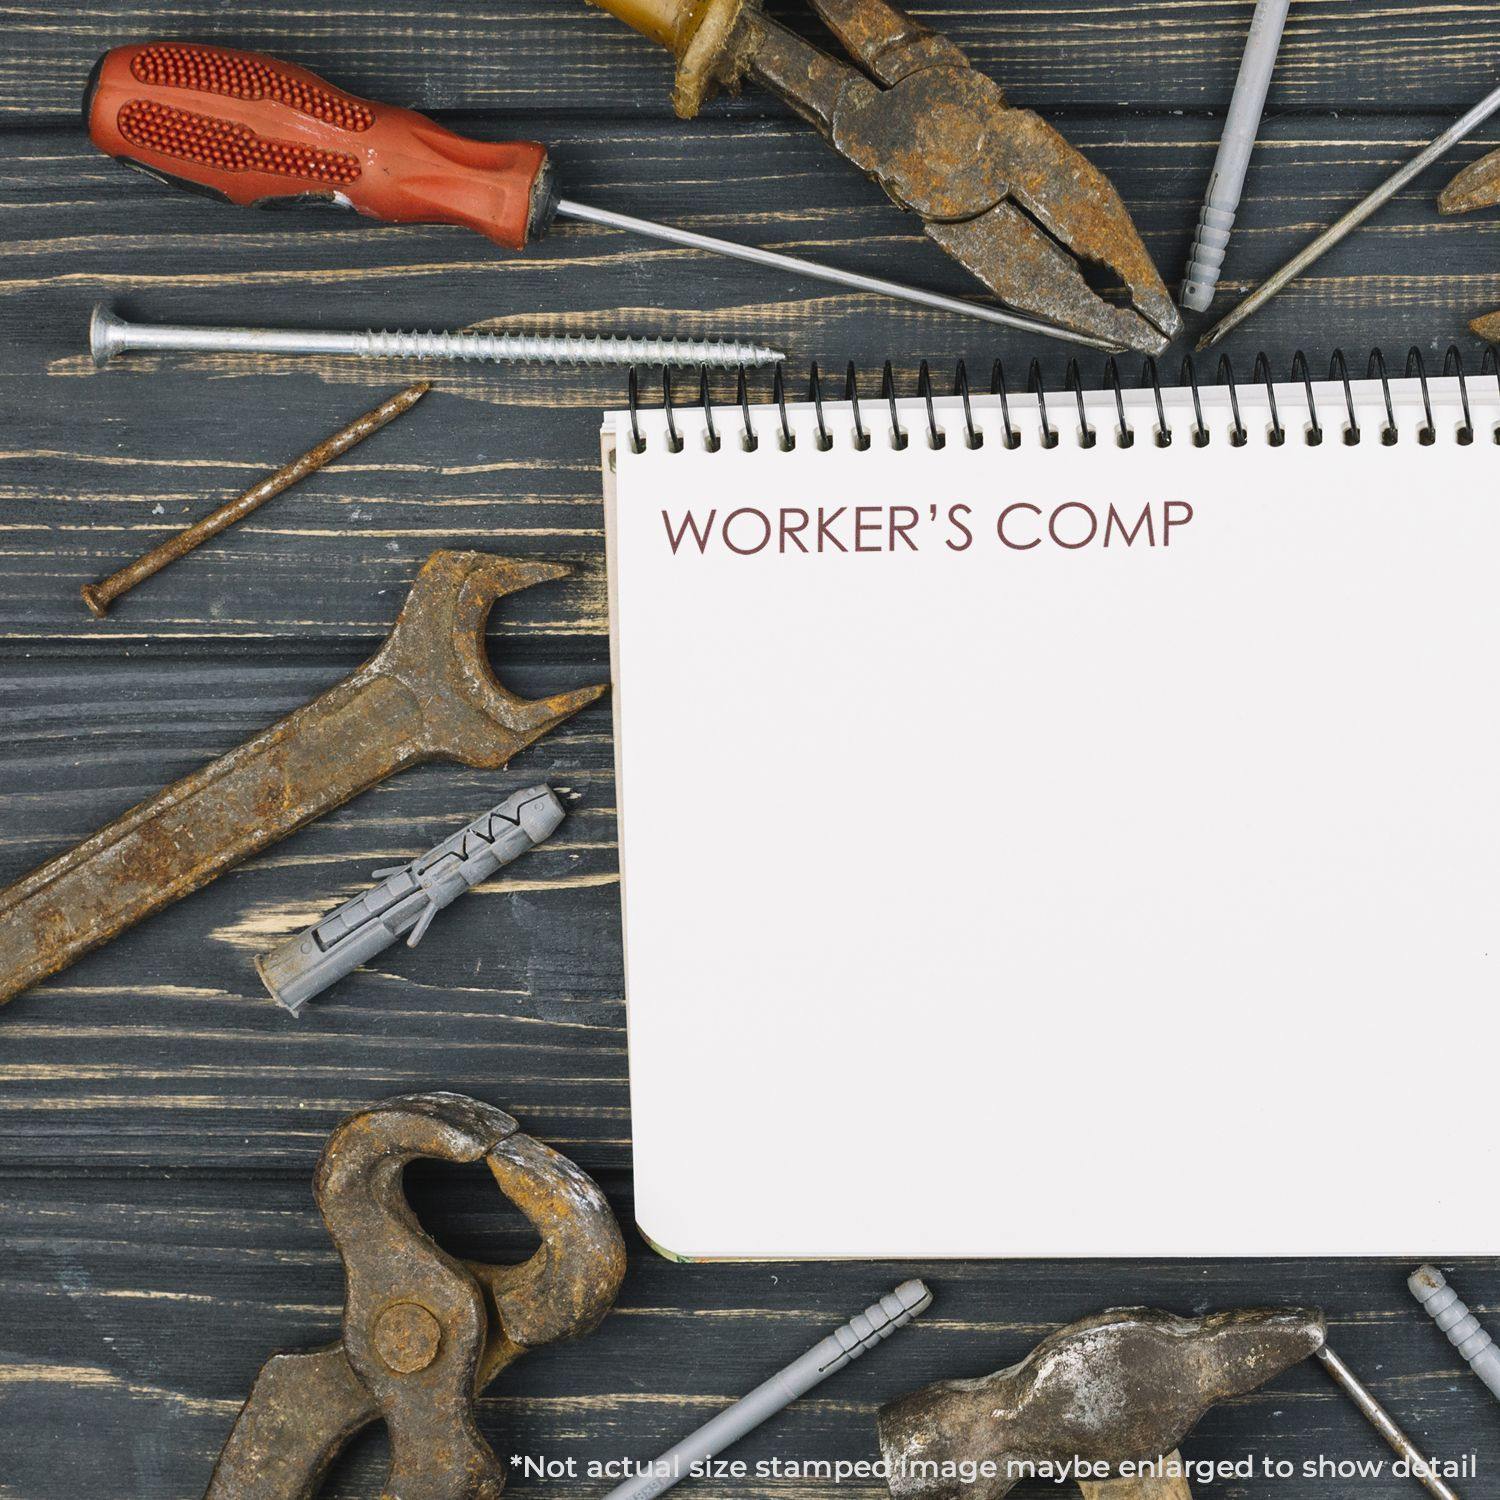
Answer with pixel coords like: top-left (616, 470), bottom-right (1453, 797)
top-left (86, 42), bottom-right (556, 251)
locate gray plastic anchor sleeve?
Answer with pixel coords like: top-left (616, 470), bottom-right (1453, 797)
top-left (599, 1281), bottom-right (934, 1500)
top-left (256, 784), bottom-right (566, 1016)
top-left (1181, 0), bottom-right (1292, 313)
top-left (1410, 1264), bottom-right (1500, 1403)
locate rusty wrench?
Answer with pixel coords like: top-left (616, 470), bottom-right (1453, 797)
top-left (204, 1092), bottom-right (628, 1499)
top-left (0, 552), bottom-right (604, 1005)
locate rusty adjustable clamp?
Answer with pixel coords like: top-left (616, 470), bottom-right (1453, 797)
top-left (588, 0), bottom-right (1181, 353)
top-left (204, 1094), bottom-right (627, 1500)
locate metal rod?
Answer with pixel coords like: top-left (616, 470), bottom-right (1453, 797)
top-left (89, 305), bottom-right (783, 370)
top-left (1198, 80), bottom-right (1500, 348)
top-left (556, 199), bottom-right (1120, 353)
top-left (1315, 1345), bottom-right (1461, 1500)
top-left (80, 383), bottom-right (430, 618)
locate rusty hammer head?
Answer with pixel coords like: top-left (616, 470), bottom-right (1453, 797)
top-left (879, 1307), bottom-right (1326, 1500)
top-left (372, 550), bottom-right (608, 770)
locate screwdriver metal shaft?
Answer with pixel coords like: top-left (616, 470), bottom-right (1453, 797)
top-left (555, 199), bottom-right (1119, 351)
top-left (87, 43), bottom-right (1119, 353)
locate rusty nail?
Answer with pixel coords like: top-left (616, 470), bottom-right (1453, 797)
top-left (80, 381), bottom-right (431, 618)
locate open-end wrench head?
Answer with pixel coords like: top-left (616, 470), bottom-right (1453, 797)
top-left (375, 551), bottom-right (609, 769)
top-left (0, 553), bottom-right (603, 1011)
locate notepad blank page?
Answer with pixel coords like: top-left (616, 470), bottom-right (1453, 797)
top-left (605, 381), bottom-right (1500, 1259)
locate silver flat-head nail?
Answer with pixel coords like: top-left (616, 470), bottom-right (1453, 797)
top-left (1198, 78), bottom-right (1500, 348)
top-left (1315, 1344), bottom-right (1461, 1500)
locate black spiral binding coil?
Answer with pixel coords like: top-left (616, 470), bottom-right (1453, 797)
top-left (626, 347), bottom-right (1495, 453)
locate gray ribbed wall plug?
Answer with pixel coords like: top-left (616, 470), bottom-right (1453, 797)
top-left (1410, 1264), bottom-right (1500, 1404)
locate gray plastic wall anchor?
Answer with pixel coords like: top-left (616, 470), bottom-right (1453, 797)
top-left (599, 1281), bottom-right (933, 1500)
top-left (1409, 1264), bottom-right (1500, 1403)
top-left (1180, 0), bottom-right (1292, 312)
top-left (256, 785), bottom-right (566, 1016)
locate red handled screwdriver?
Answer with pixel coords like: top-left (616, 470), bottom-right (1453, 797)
top-left (85, 42), bottom-right (1111, 348)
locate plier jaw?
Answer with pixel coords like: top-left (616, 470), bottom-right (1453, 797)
top-left (202, 1096), bottom-right (626, 1500)
top-left (594, 0), bottom-right (1180, 352)
top-left (1439, 149), bottom-right (1500, 341)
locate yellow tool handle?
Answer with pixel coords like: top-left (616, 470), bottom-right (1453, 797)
top-left (589, 0), bottom-right (697, 50)
top-left (588, 0), bottom-right (752, 113)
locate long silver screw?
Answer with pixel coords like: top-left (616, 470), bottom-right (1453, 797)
top-left (1315, 1344), bottom-right (1461, 1500)
top-left (1410, 1265), bottom-right (1500, 1404)
top-left (89, 305), bottom-right (783, 370)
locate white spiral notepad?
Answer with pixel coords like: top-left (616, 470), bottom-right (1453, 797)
top-left (602, 360), bottom-right (1500, 1260)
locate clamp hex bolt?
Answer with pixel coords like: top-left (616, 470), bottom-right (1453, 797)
top-left (1410, 1265), bottom-right (1500, 1403)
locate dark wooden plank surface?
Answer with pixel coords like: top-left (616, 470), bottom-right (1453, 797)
top-left (3, 0), bottom-right (1500, 119)
top-left (2, 1), bottom-right (1498, 1496)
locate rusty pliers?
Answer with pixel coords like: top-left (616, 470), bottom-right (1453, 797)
top-left (1440, 149), bottom-right (1500, 341)
top-left (203, 1094), bottom-right (627, 1500)
top-left (589, 0), bottom-right (1181, 353)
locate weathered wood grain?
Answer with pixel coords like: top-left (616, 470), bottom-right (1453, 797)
top-left (2, 1174), bottom-right (1494, 1498)
top-left (3, 0), bottom-right (1500, 121)
top-left (4, 114), bottom-right (1500, 653)
top-left (3, 3), bottom-right (1500, 1497)
top-left (0, 661), bottom-right (623, 1167)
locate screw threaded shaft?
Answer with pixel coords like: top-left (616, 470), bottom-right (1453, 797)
top-left (89, 305), bottom-right (782, 370)
top-left (352, 327), bottom-right (778, 368)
